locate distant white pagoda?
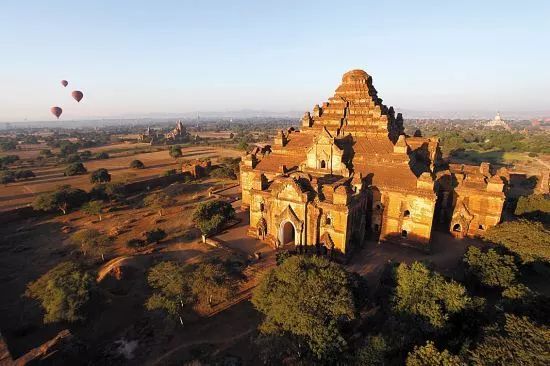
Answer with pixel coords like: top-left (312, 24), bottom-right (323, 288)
top-left (485, 112), bottom-right (510, 130)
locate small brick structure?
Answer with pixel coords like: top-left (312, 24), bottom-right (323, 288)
top-left (181, 160), bottom-right (211, 178)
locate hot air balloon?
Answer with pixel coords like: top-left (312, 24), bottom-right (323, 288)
top-left (50, 106), bottom-right (63, 119)
top-left (61, 80), bottom-right (68, 87)
top-left (71, 90), bottom-right (83, 103)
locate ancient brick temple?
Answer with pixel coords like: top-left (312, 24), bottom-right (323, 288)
top-left (240, 70), bottom-right (506, 255)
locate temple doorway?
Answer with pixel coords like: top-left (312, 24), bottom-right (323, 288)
top-left (280, 221), bottom-right (295, 245)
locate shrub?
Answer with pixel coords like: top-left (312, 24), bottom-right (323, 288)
top-left (90, 168), bottom-right (111, 183)
top-left (126, 238), bottom-right (147, 250)
top-left (65, 153), bottom-right (81, 163)
top-left (130, 159), bottom-right (145, 169)
top-left (95, 152), bottom-right (109, 159)
top-left (0, 171), bottom-right (16, 184)
top-left (169, 145), bottom-right (182, 159)
top-left (15, 169), bottom-right (35, 180)
top-left (64, 162), bottom-right (87, 176)
top-left (144, 228), bottom-right (166, 244)
top-left (162, 169), bottom-right (177, 177)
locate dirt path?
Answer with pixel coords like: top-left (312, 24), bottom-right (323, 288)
top-left (148, 327), bottom-right (255, 365)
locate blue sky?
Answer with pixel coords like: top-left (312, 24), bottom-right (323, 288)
top-left (1, 0), bottom-right (549, 121)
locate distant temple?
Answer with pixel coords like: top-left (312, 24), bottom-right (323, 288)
top-left (240, 70), bottom-right (507, 255)
top-left (138, 120), bottom-right (190, 144)
top-left (485, 112), bottom-right (511, 130)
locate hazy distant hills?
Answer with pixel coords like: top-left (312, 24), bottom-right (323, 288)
top-left (3, 109), bottom-right (550, 129)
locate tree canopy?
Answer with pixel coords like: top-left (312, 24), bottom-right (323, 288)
top-left (143, 191), bottom-right (175, 216)
top-left (393, 262), bottom-right (470, 330)
top-left (514, 194), bottom-right (550, 222)
top-left (70, 228), bottom-right (110, 261)
top-left (81, 200), bottom-right (104, 221)
top-left (469, 314), bottom-right (550, 365)
top-left (146, 259), bottom-right (237, 320)
top-left (169, 145), bottom-right (182, 159)
top-left (32, 185), bottom-right (88, 214)
top-left (252, 255), bottom-right (357, 361)
top-left (90, 168), bottom-right (111, 183)
top-left (406, 341), bottom-right (462, 366)
top-left (64, 162), bottom-right (87, 176)
top-left (25, 261), bottom-right (94, 324)
top-left (464, 246), bottom-right (518, 289)
top-left (130, 159), bottom-right (145, 169)
top-left (482, 220), bottom-right (550, 263)
top-left (192, 200), bottom-right (235, 236)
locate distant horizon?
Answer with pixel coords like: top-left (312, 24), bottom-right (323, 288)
top-left (1, 1), bottom-right (549, 122)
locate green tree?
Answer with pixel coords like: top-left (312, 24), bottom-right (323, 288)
top-left (464, 246), bottom-right (518, 289)
top-left (192, 200), bottom-right (235, 236)
top-left (514, 194), bottom-right (550, 222)
top-left (90, 168), bottom-right (111, 183)
top-left (355, 335), bottom-right (387, 366)
top-left (146, 261), bottom-right (190, 321)
top-left (406, 341), bottom-right (462, 366)
top-left (15, 169), bottom-right (35, 180)
top-left (94, 152), bottom-right (109, 159)
top-left (59, 141), bottom-right (79, 156)
top-left (237, 140), bottom-right (248, 151)
top-left (32, 185), bottom-right (88, 214)
top-left (252, 255), bottom-right (357, 361)
top-left (0, 171), bottom-right (16, 184)
top-left (210, 166), bottom-right (237, 180)
top-left (143, 191), bottom-right (175, 216)
top-left (39, 149), bottom-right (53, 157)
top-left (190, 261), bottom-right (236, 307)
top-left (144, 228), bottom-right (167, 244)
top-left (70, 228), bottom-right (110, 261)
top-left (130, 159), bottom-right (145, 169)
top-left (0, 140), bottom-right (16, 151)
top-left (393, 262), bottom-right (470, 330)
top-left (81, 200), bottom-right (104, 221)
top-left (169, 145), bottom-right (182, 159)
top-left (89, 182), bottom-right (125, 203)
top-left (25, 261), bottom-right (94, 324)
top-left (483, 220), bottom-right (550, 263)
top-left (64, 162), bottom-right (87, 176)
top-left (469, 314), bottom-right (550, 365)
top-left (162, 168), bottom-right (177, 177)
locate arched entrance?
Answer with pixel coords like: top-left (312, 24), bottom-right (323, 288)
top-left (279, 221), bottom-right (295, 245)
top-left (452, 223), bottom-right (461, 232)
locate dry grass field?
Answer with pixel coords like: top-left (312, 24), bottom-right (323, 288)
top-left (1, 145), bottom-right (242, 211)
top-left (0, 177), bottom-right (251, 358)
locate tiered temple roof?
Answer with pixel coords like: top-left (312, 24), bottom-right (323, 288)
top-left (254, 69), bottom-right (433, 194)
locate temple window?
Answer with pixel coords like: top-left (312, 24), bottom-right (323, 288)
top-left (401, 230), bottom-right (408, 238)
top-left (403, 210), bottom-right (410, 218)
top-left (325, 215), bottom-right (332, 225)
top-left (320, 160), bottom-right (326, 169)
top-left (259, 202), bottom-right (265, 212)
top-left (375, 203), bottom-right (381, 211)
top-left (478, 224), bottom-right (485, 230)
top-left (453, 224), bottom-right (461, 232)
